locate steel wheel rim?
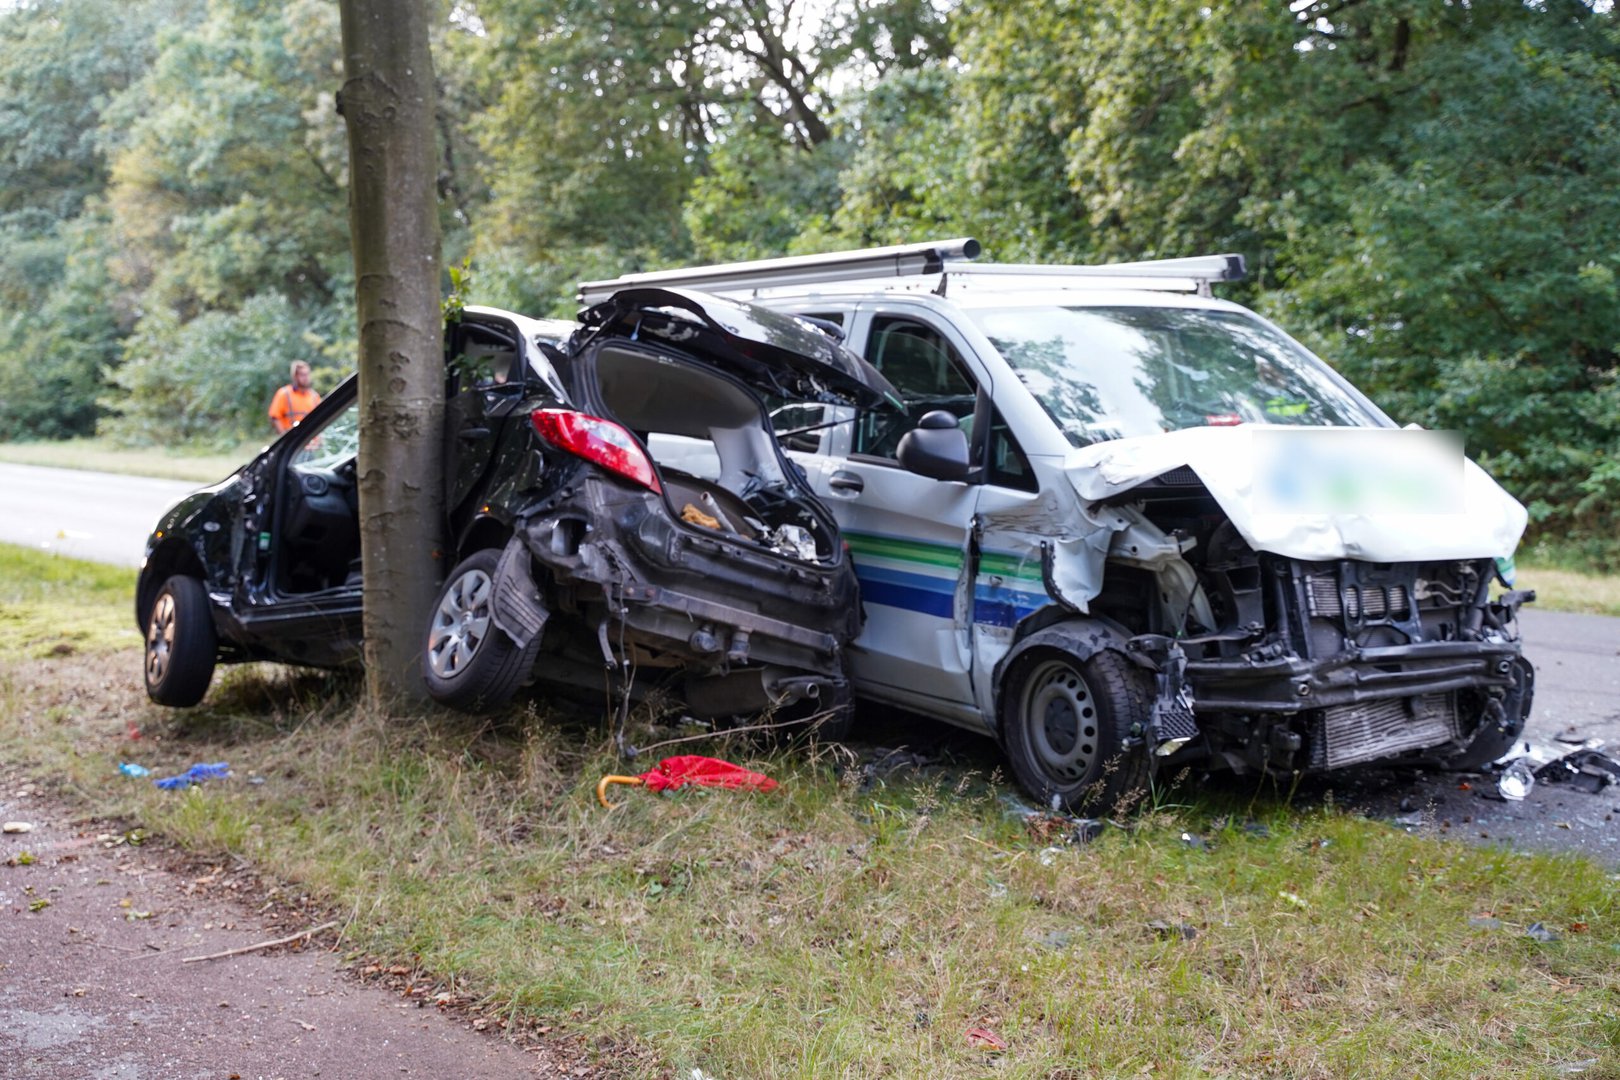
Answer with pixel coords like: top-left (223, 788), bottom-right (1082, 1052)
top-left (1020, 658), bottom-right (1099, 783)
top-left (427, 568), bottom-right (494, 679)
top-left (146, 592), bottom-right (175, 684)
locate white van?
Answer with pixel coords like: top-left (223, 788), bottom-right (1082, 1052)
top-left (582, 240), bottom-right (1535, 810)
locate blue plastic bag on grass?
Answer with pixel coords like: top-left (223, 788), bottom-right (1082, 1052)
top-left (153, 762), bottom-right (230, 790)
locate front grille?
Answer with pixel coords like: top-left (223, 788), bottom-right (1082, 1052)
top-left (1308, 692), bottom-right (1458, 769)
top-left (1307, 575), bottom-right (1410, 620)
top-left (1155, 466), bottom-right (1201, 486)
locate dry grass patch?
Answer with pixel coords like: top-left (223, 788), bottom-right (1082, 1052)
top-left (1514, 562), bottom-right (1620, 618)
top-left (2, 542), bottom-right (1616, 1077)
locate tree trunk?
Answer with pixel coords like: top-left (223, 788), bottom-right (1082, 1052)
top-left (337, 0), bottom-right (443, 709)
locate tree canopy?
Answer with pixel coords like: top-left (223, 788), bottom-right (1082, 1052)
top-left (0, 0), bottom-right (1615, 564)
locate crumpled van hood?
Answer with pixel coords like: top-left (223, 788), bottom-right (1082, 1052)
top-left (1066, 426), bottom-right (1528, 562)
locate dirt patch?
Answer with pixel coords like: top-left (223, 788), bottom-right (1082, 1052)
top-left (0, 772), bottom-right (599, 1079)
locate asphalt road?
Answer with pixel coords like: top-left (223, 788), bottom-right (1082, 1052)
top-left (1, 461), bottom-right (1615, 746)
top-left (0, 463), bottom-right (200, 568)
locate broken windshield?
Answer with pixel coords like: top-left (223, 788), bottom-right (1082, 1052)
top-left (969, 305), bottom-right (1388, 446)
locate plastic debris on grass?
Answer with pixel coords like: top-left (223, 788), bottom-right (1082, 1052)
top-left (117, 762), bottom-right (151, 778)
top-left (153, 762), bottom-right (230, 790)
top-left (966, 1027), bottom-right (1008, 1051)
top-left (999, 793), bottom-right (1106, 846)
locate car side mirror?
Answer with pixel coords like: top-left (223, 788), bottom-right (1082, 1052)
top-left (897, 409), bottom-right (970, 482)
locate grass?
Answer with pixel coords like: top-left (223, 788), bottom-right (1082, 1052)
top-left (0, 435), bottom-right (259, 483)
top-left (1514, 562), bottom-right (1620, 618)
top-left (3, 546), bottom-right (1618, 1077)
top-left (0, 544), bottom-right (141, 658)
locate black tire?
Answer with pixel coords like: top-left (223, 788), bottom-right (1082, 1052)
top-left (422, 549), bottom-right (538, 713)
top-left (144, 575), bottom-right (217, 707)
top-left (1441, 658), bottom-right (1535, 771)
top-left (1000, 647), bottom-right (1152, 813)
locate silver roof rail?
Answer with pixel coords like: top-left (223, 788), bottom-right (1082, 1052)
top-left (577, 238), bottom-right (982, 306)
top-left (577, 240), bottom-right (1246, 305)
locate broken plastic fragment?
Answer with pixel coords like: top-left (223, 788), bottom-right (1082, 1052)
top-left (3, 821), bottom-right (34, 834)
top-left (1497, 759), bottom-right (1535, 801)
top-left (118, 763), bottom-right (151, 778)
top-left (1147, 919), bottom-right (1198, 940)
top-left (966, 1027), bottom-right (1008, 1051)
top-left (1524, 922), bottom-right (1560, 943)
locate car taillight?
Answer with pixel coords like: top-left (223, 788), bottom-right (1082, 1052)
top-left (530, 408), bottom-right (661, 493)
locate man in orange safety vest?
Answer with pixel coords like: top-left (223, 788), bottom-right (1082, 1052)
top-left (268, 360), bottom-right (321, 434)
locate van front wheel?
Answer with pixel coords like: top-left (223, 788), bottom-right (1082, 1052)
top-left (1000, 648), bottom-right (1151, 813)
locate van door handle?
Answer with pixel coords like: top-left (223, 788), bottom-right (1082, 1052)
top-left (828, 470), bottom-right (864, 494)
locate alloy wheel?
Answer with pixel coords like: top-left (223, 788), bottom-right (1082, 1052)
top-left (427, 568), bottom-right (494, 679)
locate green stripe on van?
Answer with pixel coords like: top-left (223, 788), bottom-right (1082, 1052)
top-left (844, 532), bottom-right (962, 571)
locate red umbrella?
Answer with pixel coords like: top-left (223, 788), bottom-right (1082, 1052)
top-left (596, 755), bottom-right (779, 808)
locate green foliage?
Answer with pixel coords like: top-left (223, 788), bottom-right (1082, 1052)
top-left (3, 0), bottom-right (1619, 564)
top-left (99, 292), bottom-right (324, 448)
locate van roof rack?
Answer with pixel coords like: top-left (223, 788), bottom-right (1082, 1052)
top-left (577, 239), bottom-right (1246, 305)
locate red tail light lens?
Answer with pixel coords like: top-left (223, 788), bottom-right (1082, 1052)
top-left (530, 408), bottom-right (661, 493)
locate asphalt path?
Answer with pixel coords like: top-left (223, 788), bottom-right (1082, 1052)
top-left (0, 463), bottom-right (201, 568)
top-left (1, 461), bottom-right (1615, 743)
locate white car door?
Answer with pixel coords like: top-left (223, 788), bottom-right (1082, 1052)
top-left (804, 305), bottom-right (989, 724)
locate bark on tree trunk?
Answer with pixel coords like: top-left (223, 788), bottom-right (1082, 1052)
top-left (337, 0), bottom-right (443, 709)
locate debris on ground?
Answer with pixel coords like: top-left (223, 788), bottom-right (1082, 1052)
top-left (1534, 747), bottom-right (1620, 793)
top-left (849, 746), bottom-right (935, 791)
top-left (965, 1027), bottom-right (1008, 1051)
top-left (153, 762), bottom-right (230, 790)
top-left (596, 755), bottom-right (778, 809)
top-left (1467, 916), bottom-right (1503, 930)
top-left (999, 793), bottom-right (1106, 845)
top-left (4, 820), bottom-right (35, 833)
top-left (1497, 759), bottom-right (1536, 801)
top-left (1490, 740), bottom-right (1620, 801)
top-left (1524, 921), bottom-right (1560, 943)
top-left (118, 762), bottom-right (151, 777)
top-left (1147, 919), bottom-right (1198, 941)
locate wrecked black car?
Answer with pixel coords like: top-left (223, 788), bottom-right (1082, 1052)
top-left (138, 292), bottom-right (896, 733)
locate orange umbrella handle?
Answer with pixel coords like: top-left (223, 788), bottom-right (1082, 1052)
top-left (596, 775), bottom-right (646, 809)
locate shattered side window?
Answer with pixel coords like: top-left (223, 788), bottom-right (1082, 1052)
top-left (292, 398), bottom-right (359, 469)
top-left (855, 318), bottom-right (977, 460)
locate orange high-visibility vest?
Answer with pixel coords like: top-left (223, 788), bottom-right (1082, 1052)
top-left (269, 384), bottom-right (321, 433)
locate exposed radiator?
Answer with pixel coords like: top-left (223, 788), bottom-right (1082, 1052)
top-left (1307, 575), bottom-right (1411, 620)
top-left (1308, 692), bottom-right (1459, 769)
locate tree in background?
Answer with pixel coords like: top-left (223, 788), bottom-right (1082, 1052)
top-left (1, 0), bottom-right (1617, 565)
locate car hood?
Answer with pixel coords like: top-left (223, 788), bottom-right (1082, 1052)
top-left (578, 287), bottom-right (900, 411)
top-left (1065, 425), bottom-right (1529, 562)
